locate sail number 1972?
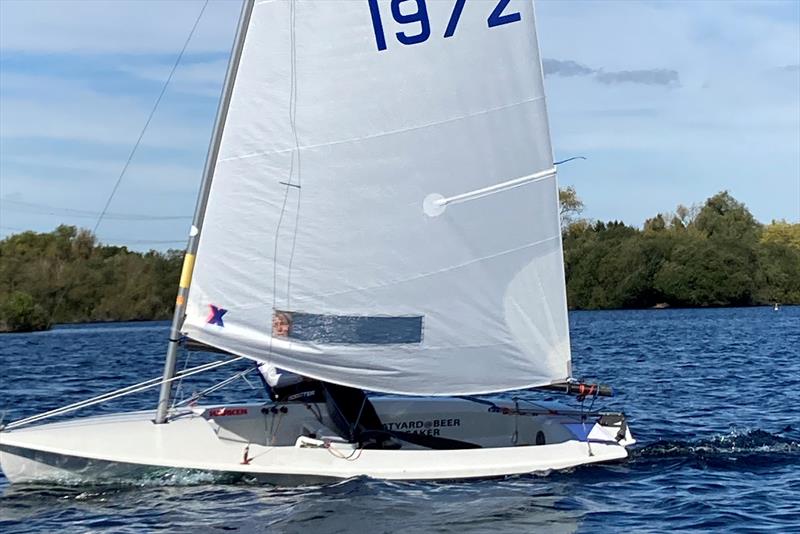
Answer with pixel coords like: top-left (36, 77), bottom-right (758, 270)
top-left (367, 0), bottom-right (521, 52)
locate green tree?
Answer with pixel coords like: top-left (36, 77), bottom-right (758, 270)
top-left (562, 189), bottom-right (791, 309)
top-left (693, 191), bottom-right (760, 244)
top-left (559, 186), bottom-right (585, 230)
top-left (0, 227), bottom-right (184, 331)
top-left (761, 220), bottom-right (800, 250)
top-left (0, 291), bottom-right (51, 332)
top-left (757, 220), bottom-right (800, 303)
top-left (654, 236), bottom-right (757, 306)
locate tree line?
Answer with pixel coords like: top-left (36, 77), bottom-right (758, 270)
top-left (1, 190), bottom-right (798, 331)
top-left (561, 190), bottom-right (799, 309)
top-left (0, 226), bottom-right (182, 332)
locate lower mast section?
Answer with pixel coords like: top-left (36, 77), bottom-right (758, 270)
top-left (154, 255), bottom-right (195, 424)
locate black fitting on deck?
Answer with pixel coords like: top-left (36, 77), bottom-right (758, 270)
top-left (537, 381), bottom-right (614, 397)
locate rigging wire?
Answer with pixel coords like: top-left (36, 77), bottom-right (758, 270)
top-left (99, 238), bottom-right (186, 245)
top-left (1, 199), bottom-right (191, 221)
top-left (171, 344), bottom-right (194, 409)
top-left (3, 356), bottom-right (244, 431)
top-left (175, 365), bottom-right (259, 407)
top-left (0, 224), bottom-right (185, 246)
top-left (91, 0), bottom-right (210, 235)
top-left (37, 0), bottom-right (209, 319)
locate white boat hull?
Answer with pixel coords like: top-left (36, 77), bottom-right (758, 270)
top-left (0, 398), bottom-right (634, 484)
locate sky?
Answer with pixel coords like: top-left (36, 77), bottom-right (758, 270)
top-left (0, 0), bottom-right (798, 250)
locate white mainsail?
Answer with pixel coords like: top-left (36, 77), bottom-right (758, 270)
top-left (181, 0), bottom-right (571, 395)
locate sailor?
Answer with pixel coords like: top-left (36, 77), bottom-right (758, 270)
top-left (259, 310), bottom-right (392, 446)
top-left (257, 363), bottom-right (317, 401)
top-left (256, 311), bottom-right (322, 401)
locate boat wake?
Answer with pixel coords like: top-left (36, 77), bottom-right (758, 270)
top-left (1, 468), bottom-right (241, 492)
top-left (631, 428), bottom-right (800, 467)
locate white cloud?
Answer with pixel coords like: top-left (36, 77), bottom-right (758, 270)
top-left (0, 73), bottom-right (215, 149)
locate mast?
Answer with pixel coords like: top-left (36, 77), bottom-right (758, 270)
top-left (155, 0), bottom-right (255, 424)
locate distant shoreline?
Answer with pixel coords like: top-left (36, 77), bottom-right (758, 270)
top-left (3, 208), bottom-right (798, 333)
top-left (0, 317), bottom-right (171, 333)
top-left (2, 304), bottom-right (793, 334)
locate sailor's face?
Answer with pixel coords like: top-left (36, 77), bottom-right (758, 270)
top-left (273, 314), bottom-right (290, 336)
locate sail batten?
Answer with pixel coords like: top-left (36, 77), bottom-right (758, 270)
top-left (182, 0), bottom-right (571, 395)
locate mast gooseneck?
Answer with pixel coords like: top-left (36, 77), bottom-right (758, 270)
top-left (155, 0), bottom-right (255, 424)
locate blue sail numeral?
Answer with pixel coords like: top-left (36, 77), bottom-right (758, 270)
top-left (443, 0), bottom-right (466, 39)
top-left (368, 0), bottom-right (521, 51)
top-left (391, 0), bottom-right (431, 46)
top-left (487, 0), bottom-right (521, 28)
top-left (367, 0), bottom-right (388, 51)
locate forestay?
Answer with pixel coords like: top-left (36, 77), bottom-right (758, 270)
top-left (181, 0), bottom-right (571, 395)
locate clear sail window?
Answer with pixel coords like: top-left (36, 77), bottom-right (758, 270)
top-left (273, 311), bottom-right (423, 344)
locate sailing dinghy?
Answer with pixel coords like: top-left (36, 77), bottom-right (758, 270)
top-left (0, 0), bottom-right (634, 484)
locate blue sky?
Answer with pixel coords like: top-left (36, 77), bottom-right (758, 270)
top-left (1, 0), bottom-right (798, 249)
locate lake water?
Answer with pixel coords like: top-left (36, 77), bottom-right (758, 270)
top-left (1, 307), bottom-right (798, 533)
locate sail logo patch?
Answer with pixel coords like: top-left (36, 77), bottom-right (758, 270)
top-left (383, 418), bottom-right (461, 437)
top-left (207, 407), bottom-right (248, 417)
top-left (207, 305), bottom-right (227, 327)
